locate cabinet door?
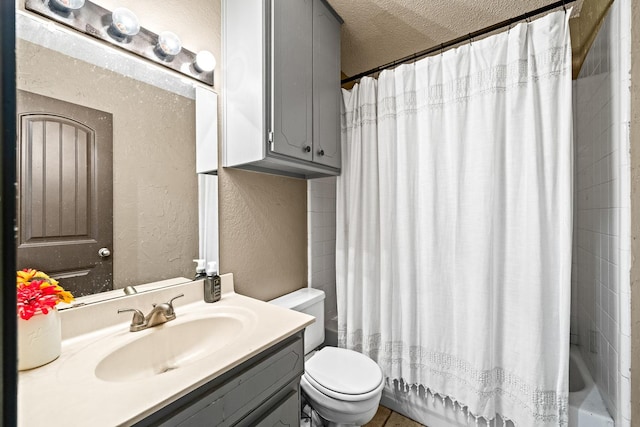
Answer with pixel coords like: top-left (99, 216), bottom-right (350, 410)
top-left (312, 0), bottom-right (341, 169)
top-left (271, 0), bottom-right (313, 162)
top-left (253, 391), bottom-right (299, 427)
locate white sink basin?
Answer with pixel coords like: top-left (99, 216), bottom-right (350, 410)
top-left (95, 314), bottom-right (245, 382)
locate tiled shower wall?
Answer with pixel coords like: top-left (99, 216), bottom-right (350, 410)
top-left (307, 177), bottom-right (337, 322)
top-left (572, 0), bottom-right (631, 424)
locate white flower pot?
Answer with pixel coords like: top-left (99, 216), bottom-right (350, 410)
top-left (18, 309), bottom-right (62, 371)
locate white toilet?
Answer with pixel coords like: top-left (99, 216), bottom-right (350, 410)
top-left (270, 289), bottom-right (385, 427)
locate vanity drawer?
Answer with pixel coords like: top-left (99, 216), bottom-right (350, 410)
top-left (147, 333), bottom-right (304, 427)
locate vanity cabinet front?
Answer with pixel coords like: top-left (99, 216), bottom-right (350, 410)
top-left (137, 333), bottom-right (304, 427)
top-left (223, 0), bottom-right (342, 179)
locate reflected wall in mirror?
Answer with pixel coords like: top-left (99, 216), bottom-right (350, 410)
top-left (16, 12), bottom-right (200, 298)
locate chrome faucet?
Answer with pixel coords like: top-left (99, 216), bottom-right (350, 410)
top-left (118, 294), bottom-right (184, 332)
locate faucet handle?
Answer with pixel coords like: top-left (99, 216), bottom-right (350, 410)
top-left (168, 294), bottom-right (185, 311)
top-left (118, 308), bottom-right (146, 330)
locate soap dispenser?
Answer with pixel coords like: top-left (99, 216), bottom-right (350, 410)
top-left (204, 261), bottom-right (221, 303)
top-left (193, 259), bottom-right (207, 280)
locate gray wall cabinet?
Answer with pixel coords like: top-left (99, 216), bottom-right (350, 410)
top-left (223, 0), bottom-right (342, 179)
top-left (312, 0), bottom-right (341, 169)
top-left (135, 333), bottom-right (304, 426)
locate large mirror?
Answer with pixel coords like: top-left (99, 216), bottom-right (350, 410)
top-left (15, 11), bottom-right (210, 302)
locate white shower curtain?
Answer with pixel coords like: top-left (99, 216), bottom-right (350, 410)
top-left (337, 10), bottom-right (572, 427)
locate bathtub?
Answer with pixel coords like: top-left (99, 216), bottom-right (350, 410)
top-left (569, 346), bottom-right (614, 427)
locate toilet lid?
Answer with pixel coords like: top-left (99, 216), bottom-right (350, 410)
top-left (304, 347), bottom-right (384, 396)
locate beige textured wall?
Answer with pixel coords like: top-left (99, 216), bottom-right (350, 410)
top-left (18, 0), bottom-right (308, 300)
top-left (16, 39), bottom-right (198, 288)
top-left (630, 0), bottom-right (640, 421)
top-left (105, 0), bottom-right (308, 300)
top-left (219, 169), bottom-right (307, 301)
top-left (209, 0), bottom-right (308, 300)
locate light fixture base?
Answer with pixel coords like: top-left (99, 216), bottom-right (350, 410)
top-left (27, 0), bottom-right (214, 86)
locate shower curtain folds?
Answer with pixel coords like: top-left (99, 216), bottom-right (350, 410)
top-left (336, 10), bottom-right (572, 427)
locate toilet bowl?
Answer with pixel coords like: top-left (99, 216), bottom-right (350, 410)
top-left (270, 289), bottom-right (384, 427)
top-left (302, 346), bottom-right (385, 426)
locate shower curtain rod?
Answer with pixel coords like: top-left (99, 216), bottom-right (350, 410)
top-left (341, 0), bottom-right (576, 85)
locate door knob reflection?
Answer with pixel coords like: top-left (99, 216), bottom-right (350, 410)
top-left (98, 247), bottom-right (111, 257)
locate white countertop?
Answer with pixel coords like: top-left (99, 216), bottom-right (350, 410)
top-left (18, 274), bottom-right (314, 426)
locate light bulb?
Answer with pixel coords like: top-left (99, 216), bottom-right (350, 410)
top-left (110, 8), bottom-right (140, 37)
top-left (49, 0), bottom-right (85, 13)
top-left (194, 51), bottom-right (216, 73)
top-left (156, 31), bottom-right (182, 57)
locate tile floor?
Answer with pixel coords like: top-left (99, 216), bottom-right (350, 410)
top-left (364, 405), bottom-right (425, 427)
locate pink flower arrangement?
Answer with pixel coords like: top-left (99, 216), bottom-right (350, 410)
top-left (16, 269), bottom-right (74, 320)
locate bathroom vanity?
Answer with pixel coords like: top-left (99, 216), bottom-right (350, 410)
top-left (144, 333), bottom-right (303, 426)
top-left (17, 274), bottom-right (313, 426)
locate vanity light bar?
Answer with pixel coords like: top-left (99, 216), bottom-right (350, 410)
top-left (25, 0), bottom-right (214, 86)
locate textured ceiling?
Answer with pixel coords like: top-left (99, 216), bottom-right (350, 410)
top-left (327, 0), bottom-right (581, 77)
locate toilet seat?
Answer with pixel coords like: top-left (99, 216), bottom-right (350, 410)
top-left (304, 347), bottom-right (385, 402)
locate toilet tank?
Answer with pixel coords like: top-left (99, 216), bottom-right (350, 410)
top-left (270, 288), bottom-right (325, 354)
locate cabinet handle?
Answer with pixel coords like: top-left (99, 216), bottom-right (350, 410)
top-left (317, 149), bottom-right (325, 156)
top-left (304, 146), bottom-right (311, 153)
